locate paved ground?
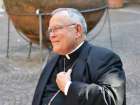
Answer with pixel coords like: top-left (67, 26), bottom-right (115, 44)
top-left (0, 3), bottom-right (140, 105)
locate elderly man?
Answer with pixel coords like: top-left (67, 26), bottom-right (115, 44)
top-left (32, 8), bottom-right (126, 105)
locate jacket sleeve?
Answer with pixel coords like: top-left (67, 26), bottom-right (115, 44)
top-left (67, 52), bottom-right (126, 105)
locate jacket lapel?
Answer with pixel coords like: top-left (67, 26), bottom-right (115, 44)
top-left (71, 58), bottom-right (87, 81)
top-left (64, 42), bottom-right (92, 105)
top-left (33, 54), bottom-right (59, 105)
top-left (71, 41), bottom-right (92, 81)
top-left (40, 54), bottom-right (59, 89)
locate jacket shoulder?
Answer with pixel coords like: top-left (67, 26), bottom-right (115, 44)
top-left (88, 44), bottom-right (120, 60)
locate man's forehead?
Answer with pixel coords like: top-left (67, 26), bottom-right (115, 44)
top-left (50, 13), bottom-right (72, 25)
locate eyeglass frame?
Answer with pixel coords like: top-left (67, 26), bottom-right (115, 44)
top-left (47, 23), bottom-right (77, 35)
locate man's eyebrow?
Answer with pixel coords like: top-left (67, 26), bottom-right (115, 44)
top-left (49, 25), bottom-right (64, 28)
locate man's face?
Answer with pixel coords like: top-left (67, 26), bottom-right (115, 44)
top-left (48, 15), bottom-right (79, 55)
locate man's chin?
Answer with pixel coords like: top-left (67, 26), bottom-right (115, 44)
top-left (53, 47), bottom-right (61, 53)
top-left (53, 48), bottom-right (65, 55)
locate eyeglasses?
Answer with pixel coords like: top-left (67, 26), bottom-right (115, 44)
top-left (47, 24), bottom-right (76, 35)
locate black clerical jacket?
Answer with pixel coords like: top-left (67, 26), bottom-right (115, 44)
top-left (32, 42), bottom-right (126, 105)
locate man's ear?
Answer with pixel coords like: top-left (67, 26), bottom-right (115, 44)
top-left (75, 24), bottom-right (83, 38)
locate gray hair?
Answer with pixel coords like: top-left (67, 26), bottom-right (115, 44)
top-left (51, 8), bottom-right (87, 34)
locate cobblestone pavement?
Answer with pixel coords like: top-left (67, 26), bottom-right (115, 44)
top-left (0, 3), bottom-right (140, 105)
top-left (0, 55), bottom-right (42, 105)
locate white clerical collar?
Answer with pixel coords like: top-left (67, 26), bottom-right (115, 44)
top-left (65, 41), bottom-right (85, 60)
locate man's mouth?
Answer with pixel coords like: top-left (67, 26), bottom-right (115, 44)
top-left (51, 41), bottom-right (60, 44)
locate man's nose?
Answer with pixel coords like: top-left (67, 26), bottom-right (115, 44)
top-left (49, 32), bottom-right (57, 38)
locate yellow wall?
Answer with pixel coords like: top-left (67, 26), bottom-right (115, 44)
top-left (0, 0), bottom-right (4, 9)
